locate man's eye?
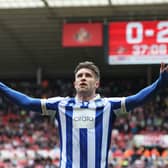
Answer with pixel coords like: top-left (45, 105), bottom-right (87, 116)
top-left (86, 73), bottom-right (92, 77)
top-left (77, 74), bottom-right (82, 78)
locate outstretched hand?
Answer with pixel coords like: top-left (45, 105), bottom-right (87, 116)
top-left (160, 63), bottom-right (168, 83)
top-left (160, 63), bottom-right (168, 74)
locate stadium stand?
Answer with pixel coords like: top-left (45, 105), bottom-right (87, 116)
top-left (0, 78), bottom-right (168, 167)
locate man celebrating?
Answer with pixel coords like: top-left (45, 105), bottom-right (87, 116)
top-left (0, 61), bottom-right (168, 168)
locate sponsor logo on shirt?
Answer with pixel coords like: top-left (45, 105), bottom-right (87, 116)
top-left (73, 116), bottom-right (94, 121)
top-left (73, 109), bottom-right (95, 129)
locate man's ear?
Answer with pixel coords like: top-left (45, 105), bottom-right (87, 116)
top-left (95, 80), bottom-right (100, 88)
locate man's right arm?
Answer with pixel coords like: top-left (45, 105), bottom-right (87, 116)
top-left (0, 82), bottom-right (42, 112)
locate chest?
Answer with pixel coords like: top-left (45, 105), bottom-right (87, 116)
top-left (58, 102), bottom-right (105, 129)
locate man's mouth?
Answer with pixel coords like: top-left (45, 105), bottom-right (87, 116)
top-left (80, 83), bottom-right (87, 87)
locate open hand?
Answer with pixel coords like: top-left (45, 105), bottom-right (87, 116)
top-left (160, 63), bottom-right (168, 74)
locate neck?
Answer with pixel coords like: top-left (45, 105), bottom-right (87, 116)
top-left (76, 92), bottom-right (97, 101)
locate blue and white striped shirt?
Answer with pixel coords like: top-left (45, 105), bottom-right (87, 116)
top-left (41, 95), bottom-right (127, 168)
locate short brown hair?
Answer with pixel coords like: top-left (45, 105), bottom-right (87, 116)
top-left (74, 61), bottom-right (100, 79)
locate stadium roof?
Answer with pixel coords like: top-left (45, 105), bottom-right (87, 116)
top-left (0, 1), bottom-right (167, 79)
top-left (0, 0), bottom-right (168, 9)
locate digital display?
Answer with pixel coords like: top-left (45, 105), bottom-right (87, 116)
top-left (108, 21), bottom-right (168, 65)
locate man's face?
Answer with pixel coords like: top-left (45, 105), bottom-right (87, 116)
top-left (74, 68), bottom-right (99, 95)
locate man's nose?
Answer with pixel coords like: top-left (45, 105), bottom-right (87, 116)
top-left (81, 75), bottom-right (86, 80)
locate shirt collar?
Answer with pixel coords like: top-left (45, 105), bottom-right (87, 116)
top-left (75, 94), bottom-right (101, 102)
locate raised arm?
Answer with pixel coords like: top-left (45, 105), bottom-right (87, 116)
top-left (126, 63), bottom-right (168, 111)
top-left (0, 82), bottom-right (42, 112)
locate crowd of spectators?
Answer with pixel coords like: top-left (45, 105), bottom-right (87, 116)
top-left (0, 77), bottom-right (168, 168)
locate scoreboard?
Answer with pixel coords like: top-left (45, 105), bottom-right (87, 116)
top-left (107, 21), bottom-right (168, 65)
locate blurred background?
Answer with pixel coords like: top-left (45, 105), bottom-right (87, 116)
top-left (0, 0), bottom-right (168, 167)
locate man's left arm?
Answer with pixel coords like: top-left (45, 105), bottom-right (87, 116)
top-left (126, 63), bottom-right (168, 111)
